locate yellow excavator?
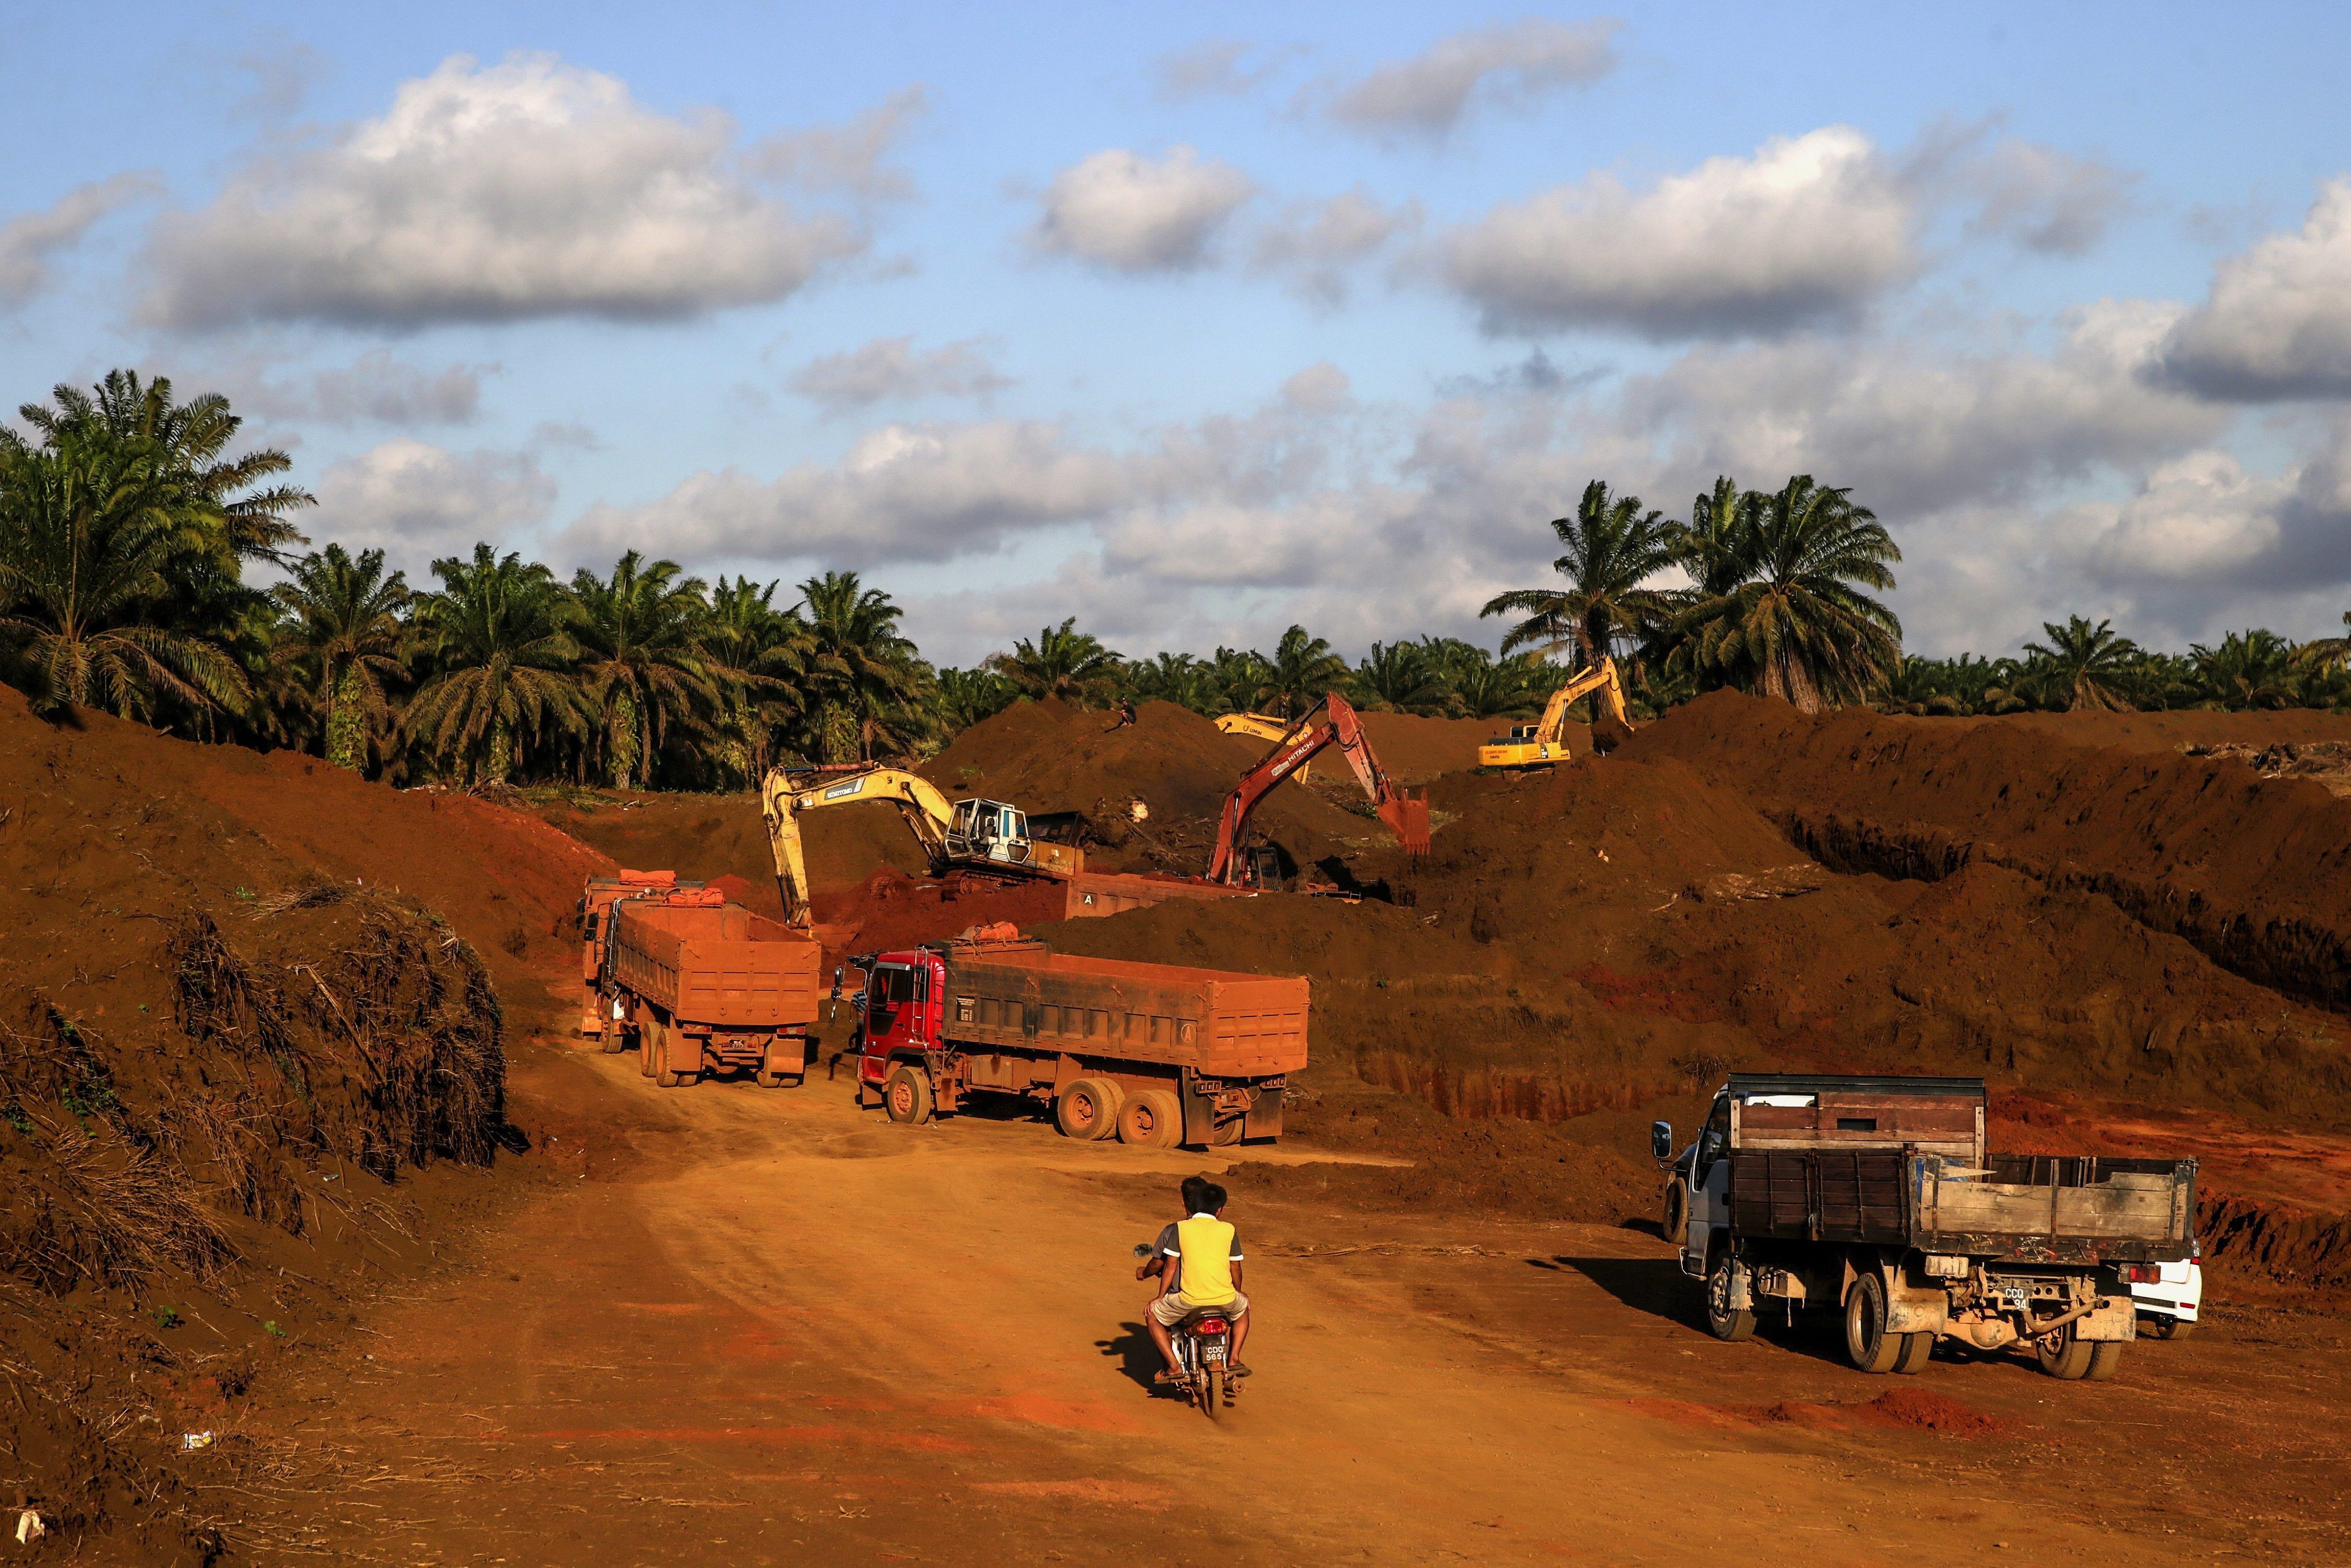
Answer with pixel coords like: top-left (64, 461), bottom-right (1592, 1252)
top-left (758, 767), bottom-right (1082, 931)
top-left (1477, 657), bottom-right (1634, 770)
top-left (1216, 712), bottom-right (1318, 778)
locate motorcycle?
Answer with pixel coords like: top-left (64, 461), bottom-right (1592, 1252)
top-left (1134, 1243), bottom-right (1239, 1420)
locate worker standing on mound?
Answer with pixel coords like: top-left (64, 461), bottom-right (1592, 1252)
top-left (1148, 1181), bottom-right (1252, 1383)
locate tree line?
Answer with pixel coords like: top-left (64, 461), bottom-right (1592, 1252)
top-left (3, 371), bottom-right (2346, 790)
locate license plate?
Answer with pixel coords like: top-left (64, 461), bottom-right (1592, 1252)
top-left (2000, 1281), bottom-right (2030, 1309)
top-left (1202, 1344), bottom-right (1226, 1362)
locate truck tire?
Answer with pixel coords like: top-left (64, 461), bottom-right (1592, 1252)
top-left (1705, 1251), bottom-right (1755, 1342)
top-left (2150, 1317), bottom-right (2194, 1341)
top-left (639, 1016), bottom-right (662, 1078)
top-left (1661, 1181), bottom-right (1686, 1247)
top-left (883, 1064), bottom-right (933, 1125)
top-left (1118, 1089), bottom-right (1181, 1148)
top-left (1208, 1115), bottom-right (1244, 1147)
top-left (1056, 1078), bottom-right (1123, 1141)
top-left (1893, 1331), bottom-right (1934, 1375)
top-left (2084, 1340), bottom-right (2125, 1381)
top-left (2035, 1323), bottom-right (2094, 1380)
top-left (655, 1033), bottom-right (682, 1088)
top-left (1843, 1274), bottom-right (1902, 1373)
top-left (598, 1018), bottom-right (627, 1055)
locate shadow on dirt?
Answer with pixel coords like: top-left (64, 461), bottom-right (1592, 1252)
top-left (1099, 1321), bottom-right (1183, 1396)
top-left (1539, 1255), bottom-right (1710, 1333)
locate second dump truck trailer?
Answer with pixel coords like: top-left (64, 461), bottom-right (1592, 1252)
top-left (839, 930), bottom-right (1308, 1148)
top-left (1656, 1074), bottom-right (2196, 1381)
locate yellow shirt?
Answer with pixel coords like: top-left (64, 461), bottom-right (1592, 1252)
top-left (1170, 1215), bottom-right (1240, 1306)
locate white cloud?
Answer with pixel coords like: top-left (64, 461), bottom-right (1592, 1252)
top-left (1251, 189), bottom-right (1421, 304)
top-left (1027, 146), bottom-right (1254, 273)
top-left (141, 52), bottom-right (858, 329)
top-left (1614, 299), bottom-right (2221, 517)
top-left (313, 439), bottom-right (556, 570)
top-left (0, 174), bottom-right (161, 307)
top-left (790, 336), bottom-right (1010, 410)
top-left (1962, 138), bottom-right (2138, 256)
top-left (2160, 178), bottom-right (2351, 399)
top-left (559, 420), bottom-right (1132, 568)
top-left (1154, 40), bottom-right (1287, 102)
top-left (2079, 451), bottom-right (2286, 581)
top-left (226, 351), bottom-right (490, 425)
top-left (746, 86), bottom-right (929, 199)
top-left (1328, 17), bottom-right (1620, 135)
top-left (1440, 127), bottom-right (1915, 338)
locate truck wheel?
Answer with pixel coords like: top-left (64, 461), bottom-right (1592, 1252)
top-left (2035, 1323), bottom-right (2093, 1380)
top-left (884, 1064), bottom-right (934, 1125)
top-left (2084, 1340), bottom-right (2125, 1381)
top-left (655, 1034), bottom-right (682, 1089)
top-left (1844, 1274), bottom-right (1902, 1373)
top-left (1893, 1331), bottom-right (1934, 1375)
top-left (1661, 1181), bottom-right (1686, 1247)
top-left (1118, 1089), bottom-right (1182, 1148)
top-left (1705, 1252), bottom-right (1755, 1342)
top-left (2150, 1317), bottom-right (2194, 1341)
top-left (598, 1020), bottom-right (627, 1055)
top-left (1209, 1115), bottom-right (1245, 1148)
top-left (1056, 1078), bottom-right (1123, 1141)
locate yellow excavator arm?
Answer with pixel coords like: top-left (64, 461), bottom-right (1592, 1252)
top-left (759, 768), bottom-right (956, 931)
top-left (1216, 712), bottom-right (1318, 777)
top-left (1477, 657), bottom-right (1632, 770)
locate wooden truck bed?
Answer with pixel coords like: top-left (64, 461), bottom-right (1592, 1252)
top-left (940, 949), bottom-right (1308, 1077)
top-left (1729, 1148), bottom-right (2197, 1264)
top-left (611, 901), bottom-right (822, 1030)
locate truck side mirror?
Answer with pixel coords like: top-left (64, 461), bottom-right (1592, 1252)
top-left (1650, 1121), bottom-right (1673, 1164)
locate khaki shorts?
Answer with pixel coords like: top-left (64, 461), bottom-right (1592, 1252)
top-left (1150, 1290), bottom-right (1249, 1328)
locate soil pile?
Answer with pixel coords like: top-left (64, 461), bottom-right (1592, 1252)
top-left (1356, 710), bottom-right (1533, 782)
top-left (1964, 706), bottom-right (2351, 758)
top-left (0, 687), bottom-right (565, 1560)
top-left (1621, 690), bottom-right (2351, 1014)
top-left (925, 698), bottom-right (1386, 875)
top-left (815, 868), bottom-right (1074, 965)
top-left (534, 789), bottom-right (926, 918)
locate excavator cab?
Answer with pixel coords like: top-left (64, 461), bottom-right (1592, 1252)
top-left (945, 798), bottom-right (1035, 865)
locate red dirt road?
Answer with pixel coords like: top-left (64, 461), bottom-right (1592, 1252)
top-left (236, 1033), bottom-right (2351, 1566)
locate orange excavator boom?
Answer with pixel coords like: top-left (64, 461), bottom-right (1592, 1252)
top-left (1205, 693), bottom-right (1431, 884)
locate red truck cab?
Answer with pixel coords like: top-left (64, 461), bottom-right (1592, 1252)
top-left (855, 950), bottom-right (945, 1100)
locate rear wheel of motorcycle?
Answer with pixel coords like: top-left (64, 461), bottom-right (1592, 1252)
top-left (1201, 1369), bottom-right (1221, 1421)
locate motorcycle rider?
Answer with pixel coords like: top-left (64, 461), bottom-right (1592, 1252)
top-left (1146, 1179), bottom-right (1251, 1383)
top-left (1138, 1176), bottom-right (1216, 1290)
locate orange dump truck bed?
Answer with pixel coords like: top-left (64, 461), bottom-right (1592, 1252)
top-left (939, 946), bottom-right (1309, 1078)
top-left (609, 899), bottom-right (823, 1030)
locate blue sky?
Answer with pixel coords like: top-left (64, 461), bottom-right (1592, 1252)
top-left (5, 2), bottom-right (2350, 664)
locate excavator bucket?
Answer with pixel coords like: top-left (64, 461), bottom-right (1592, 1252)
top-left (1378, 793), bottom-right (1431, 857)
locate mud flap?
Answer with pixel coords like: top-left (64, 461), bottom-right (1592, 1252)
top-left (2074, 1295), bottom-right (2137, 1342)
top-left (1179, 1072), bottom-right (1218, 1146)
top-left (670, 1033), bottom-right (705, 1076)
top-left (1243, 1086), bottom-right (1283, 1140)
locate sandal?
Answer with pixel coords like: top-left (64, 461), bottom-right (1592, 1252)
top-left (1154, 1368), bottom-right (1186, 1385)
top-left (1228, 1361), bottom-right (1253, 1378)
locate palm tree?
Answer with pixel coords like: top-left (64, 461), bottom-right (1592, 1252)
top-left (1350, 641), bottom-right (1447, 713)
top-left (2296, 611), bottom-right (2351, 676)
top-left (2020, 615), bottom-right (2140, 712)
top-left (1482, 480), bottom-right (1682, 671)
top-left (1452, 657), bottom-right (1547, 720)
top-left (20, 370), bottom-right (312, 566)
top-left (1123, 652), bottom-right (1220, 714)
top-left (1674, 475), bottom-right (1902, 712)
top-left (404, 545), bottom-right (591, 784)
top-left (1677, 475), bottom-right (1757, 598)
top-left (1264, 625), bottom-right (1349, 719)
top-left (703, 576), bottom-right (811, 782)
top-left (935, 667), bottom-right (1018, 732)
top-left (1208, 646), bottom-right (1275, 716)
top-left (572, 551), bottom-right (717, 789)
top-left (270, 544), bottom-right (412, 771)
top-left (988, 618), bottom-right (1122, 705)
top-left (0, 436), bottom-right (251, 719)
top-left (798, 570), bottom-right (924, 763)
top-left (2190, 629), bottom-right (2302, 710)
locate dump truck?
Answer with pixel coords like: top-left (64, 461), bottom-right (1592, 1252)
top-left (1653, 1073), bottom-right (2196, 1382)
top-left (837, 930), bottom-right (1308, 1148)
top-left (581, 875), bottom-right (824, 1089)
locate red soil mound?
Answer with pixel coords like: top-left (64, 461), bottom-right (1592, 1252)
top-left (0, 686), bottom-right (561, 1558)
top-left (1357, 710), bottom-right (1539, 782)
top-left (1961, 707), bottom-right (2351, 758)
top-left (1621, 690), bottom-right (2351, 1015)
top-left (813, 868), bottom-right (1074, 968)
top-left (535, 790), bottom-right (925, 918)
top-left (925, 698), bottom-right (1389, 874)
top-left (1858, 1388), bottom-right (2005, 1437)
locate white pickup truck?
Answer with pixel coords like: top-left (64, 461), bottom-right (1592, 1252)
top-left (1654, 1073), bottom-right (2198, 1382)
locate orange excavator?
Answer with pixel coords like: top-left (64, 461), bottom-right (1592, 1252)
top-left (1206, 692), bottom-right (1431, 885)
